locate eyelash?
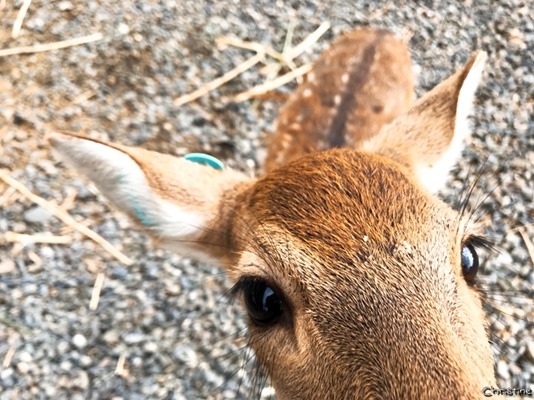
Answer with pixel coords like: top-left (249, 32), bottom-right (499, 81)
top-left (230, 276), bottom-right (280, 298)
top-left (463, 234), bottom-right (495, 253)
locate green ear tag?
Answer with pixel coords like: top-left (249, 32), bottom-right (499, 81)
top-left (184, 153), bottom-right (224, 170)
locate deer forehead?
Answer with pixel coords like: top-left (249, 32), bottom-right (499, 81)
top-left (236, 149), bottom-right (462, 298)
top-left (244, 149), bottom-right (458, 250)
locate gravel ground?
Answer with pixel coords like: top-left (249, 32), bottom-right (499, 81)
top-left (0, 1), bottom-right (532, 399)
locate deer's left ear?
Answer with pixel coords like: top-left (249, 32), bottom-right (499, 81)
top-left (362, 51), bottom-right (487, 193)
top-left (49, 133), bottom-right (253, 264)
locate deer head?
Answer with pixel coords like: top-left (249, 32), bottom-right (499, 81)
top-left (49, 28), bottom-right (493, 399)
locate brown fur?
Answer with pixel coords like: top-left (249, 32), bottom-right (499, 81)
top-left (50, 27), bottom-right (494, 399)
top-left (230, 150), bottom-right (494, 399)
top-left (264, 28), bottom-right (414, 172)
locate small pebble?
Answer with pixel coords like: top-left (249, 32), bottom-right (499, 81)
top-left (18, 351), bottom-right (33, 363)
top-left (23, 206), bottom-right (53, 224)
top-left (174, 344), bottom-right (198, 367)
top-left (526, 342), bottom-right (534, 363)
top-left (124, 332), bottom-right (144, 344)
top-left (0, 259), bottom-right (15, 274)
top-left (58, 1), bottom-right (74, 11)
top-left (16, 362), bottom-right (31, 374)
top-left (103, 331), bottom-right (120, 344)
top-left (57, 341), bottom-right (70, 353)
top-left (72, 334), bottom-right (88, 349)
top-left (497, 360), bottom-right (511, 380)
top-left (143, 342), bottom-right (158, 353)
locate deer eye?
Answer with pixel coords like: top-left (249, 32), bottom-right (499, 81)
top-left (240, 278), bottom-right (283, 326)
top-left (461, 242), bottom-right (479, 283)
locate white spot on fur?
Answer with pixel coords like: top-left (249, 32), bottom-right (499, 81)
top-left (280, 134), bottom-right (293, 150)
top-left (334, 95), bottom-right (342, 106)
top-left (302, 88), bottom-right (313, 98)
top-left (341, 73), bottom-right (349, 84)
top-left (402, 241), bottom-right (413, 254)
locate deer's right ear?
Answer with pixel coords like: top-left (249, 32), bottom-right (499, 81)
top-left (49, 133), bottom-right (253, 264)
top-left (362, 51), bottom-right (487, 193)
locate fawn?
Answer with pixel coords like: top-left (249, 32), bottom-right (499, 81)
top-left (49, 28), bottom-right (494, 398)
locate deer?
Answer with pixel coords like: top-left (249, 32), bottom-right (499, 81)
top-left (48, 28), bottom-right (495, 398)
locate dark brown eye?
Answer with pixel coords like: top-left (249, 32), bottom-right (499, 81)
top-left (461, 242), bottom-right (479, 284)
top-left (242, 278), bottom-right (283, 326)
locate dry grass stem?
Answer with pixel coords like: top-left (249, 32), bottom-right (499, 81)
top-left (0, 170), bottom-right (133, 265)
top-left (3, 231), bottom-right (72, 245)
top-left (176, 23), bottom-right (329, 106)
top-left (508, 222), bottom-right (534, 232)
top-left (216, 37), bottom-right (282, 61)
top-left (234, 63), bottom-right (312, 103)
top-left (266, 22), bottom-right (300, 81)
top-left (60, 188), bottom-right (78, 210)
top-left (89, 272), bottom-right (105, 310)
top-left (282, 22), bottom-right (296, 57)
top-left (0, 33), bottom-right (103, 57)
top-left (10, 243), bottom-right (24, 257)
top-left (27, 250), bottom-right (42, 267)
top-left (219, 36), bottom-right (293, 82)
top-left (284, 21), bottom-right (330, 61)
top-left (2, 345), bottom-right (16, 369)
top-left (115, 353), bottom-right (128, 377)
top-left (173, 52), bottom-right (265, 107)
top-left (72, 90), bottom-right (96, 105)
top-left (12, 0), bottom-right (32, 39)
top-left (369, 0), bottom-right (393, 19)
top-left (0, 186), bottom-right (18, 206)
top-left (519, 228), bottom-right (534, 265)
top-left (251, 22), bottom-right (329, 90)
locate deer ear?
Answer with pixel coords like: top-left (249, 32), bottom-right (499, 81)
top-left (363, 51), bottom-right (487, 193)
top-left (49, 133), bottom-right (252, 264)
